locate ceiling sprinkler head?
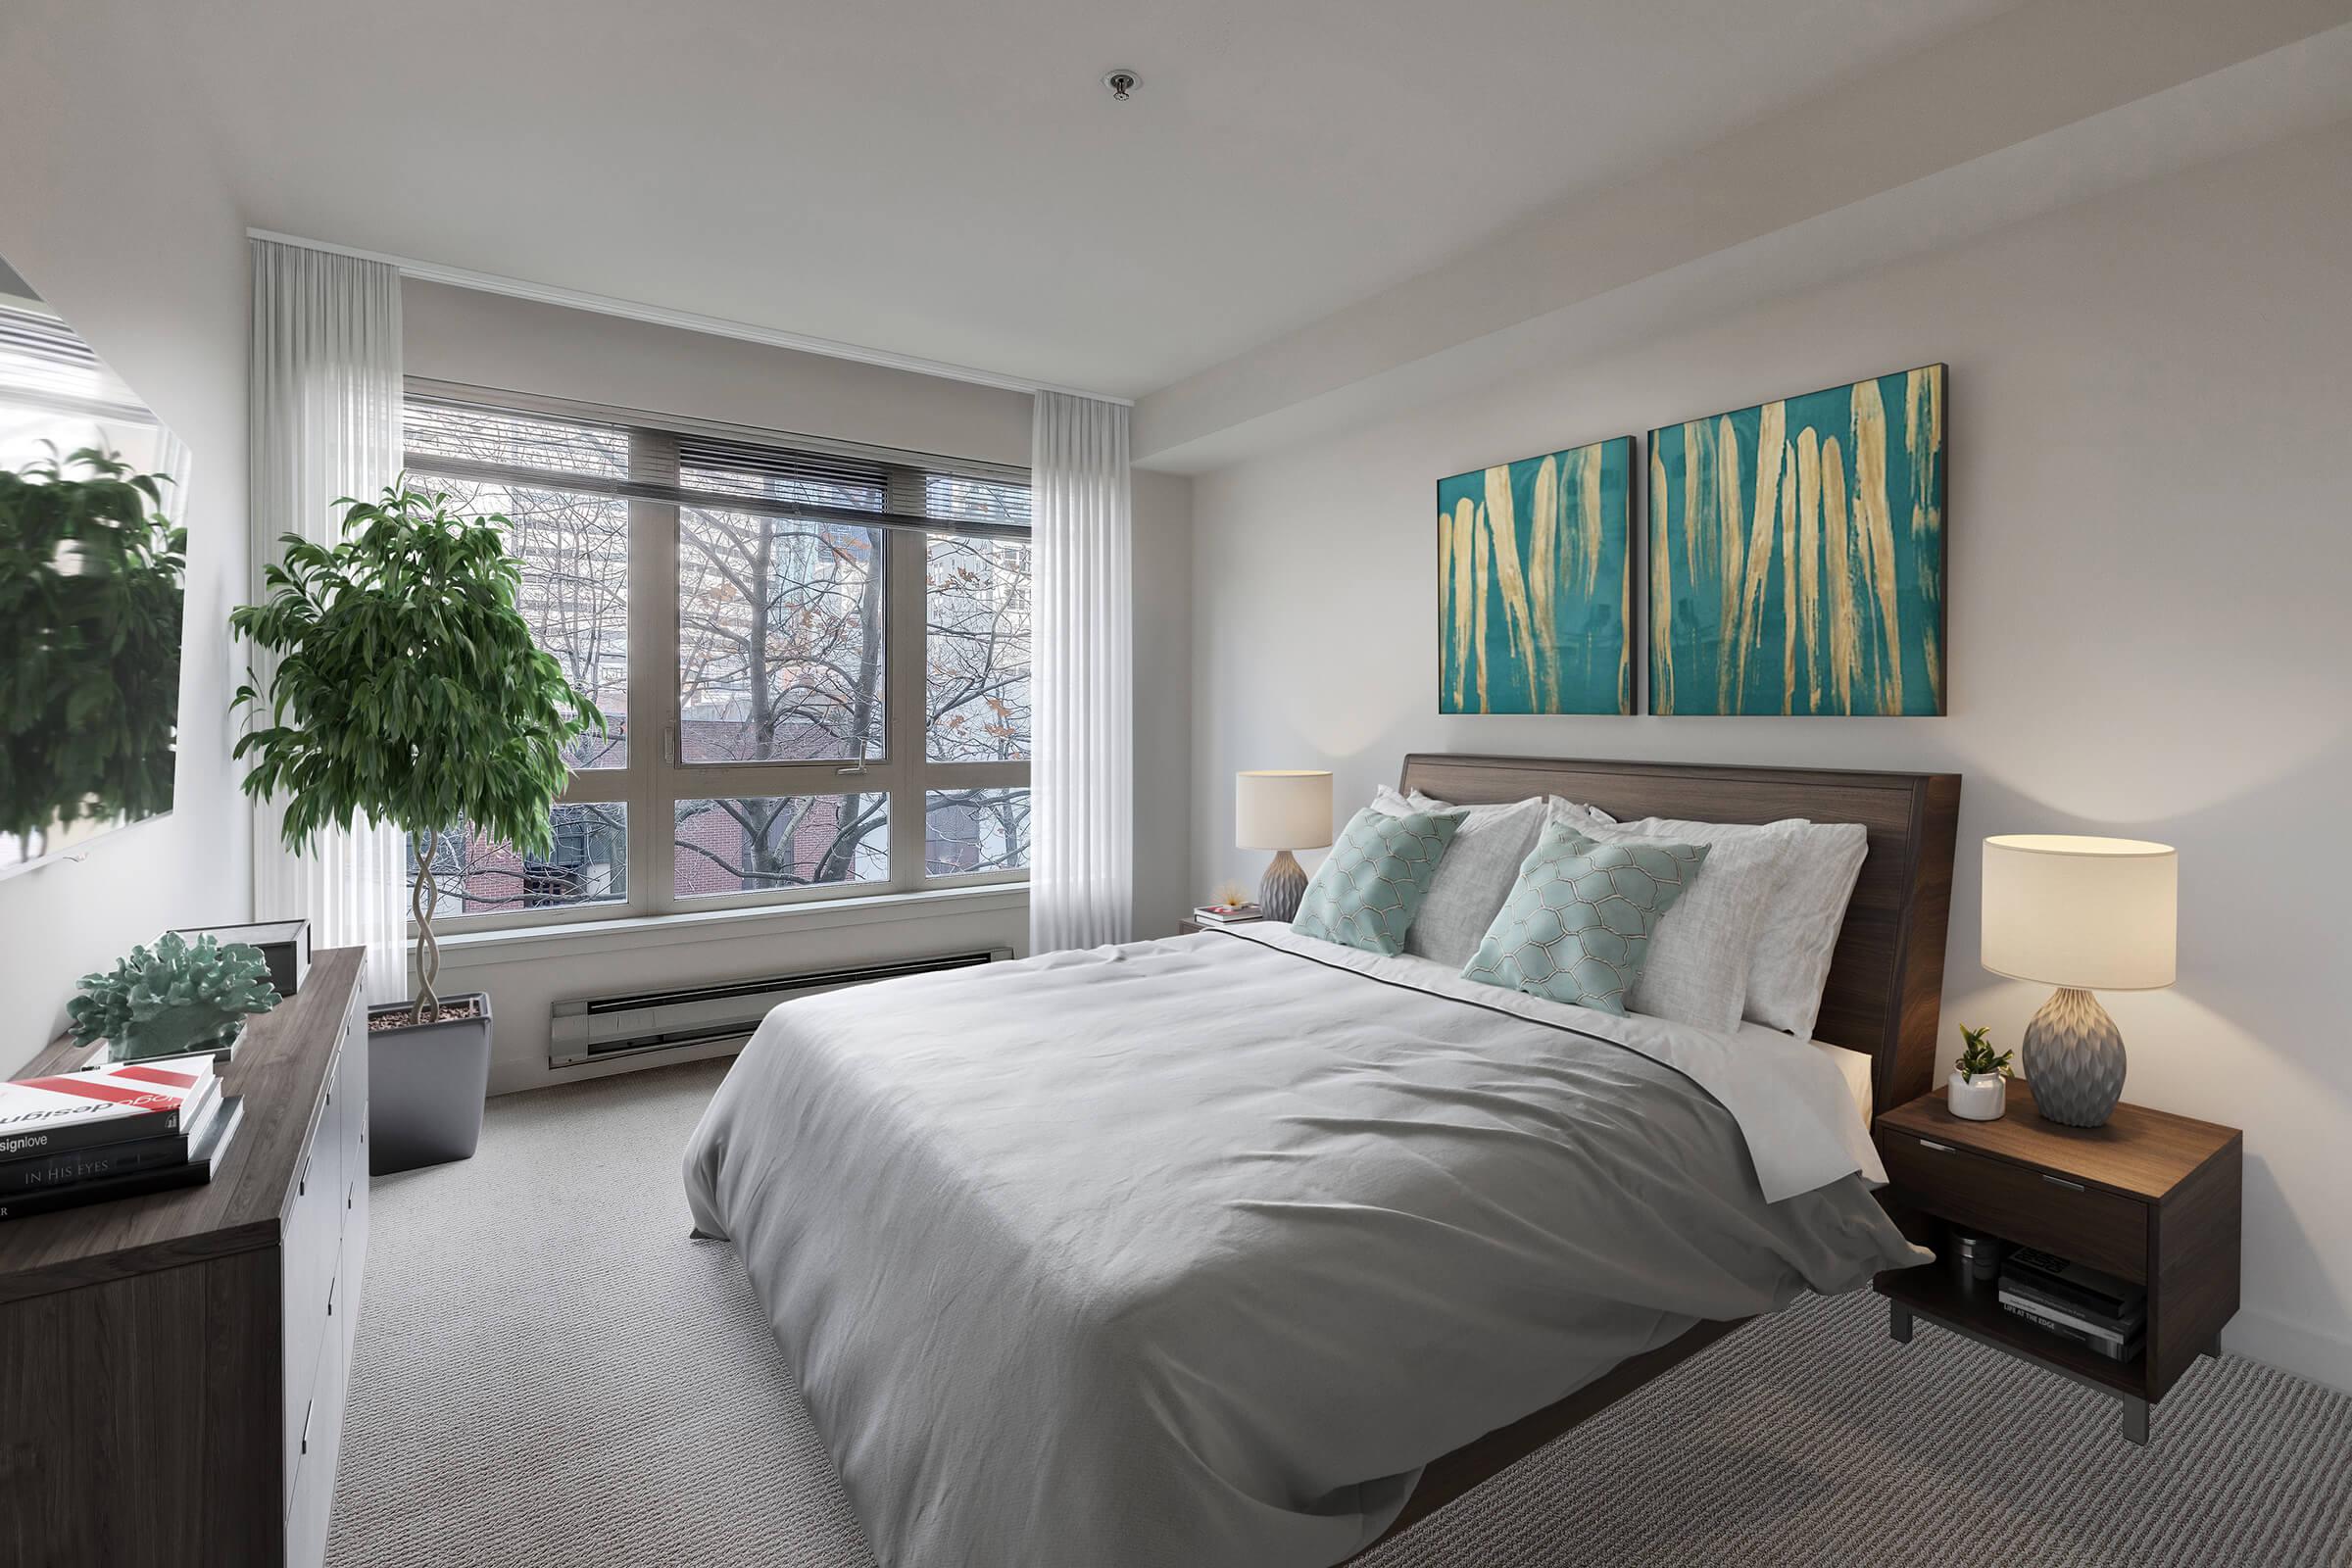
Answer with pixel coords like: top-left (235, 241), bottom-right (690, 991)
top-left (1102, 70), bottom-right (1139, 102)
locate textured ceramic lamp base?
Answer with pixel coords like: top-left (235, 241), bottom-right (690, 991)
top-left (2023, 987), bottom-right (2127, 1127)
top-left (1259, 850), bottom-right (1308, 922)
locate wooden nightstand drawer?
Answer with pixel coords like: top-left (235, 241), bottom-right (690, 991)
top-left (1881, 1127), bottom-right (2147, 1282)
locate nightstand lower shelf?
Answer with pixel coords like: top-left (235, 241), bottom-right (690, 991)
top-left (1877, 1264), bottom-right (2162, 1442)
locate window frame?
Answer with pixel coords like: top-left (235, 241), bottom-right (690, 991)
top-left (403, 379), bottom-right (1031, 933)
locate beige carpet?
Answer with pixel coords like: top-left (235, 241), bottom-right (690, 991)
top-left (328, 1059), bottom-right (2352, 1568)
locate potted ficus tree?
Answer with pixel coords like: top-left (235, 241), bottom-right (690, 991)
top-left (1948, 1023), bottom-right (2014, 1121)
top-left (231, 480), bottom-right (601, 1173)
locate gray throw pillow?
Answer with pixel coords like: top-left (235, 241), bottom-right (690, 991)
top-left (1587, 811), bottom-right (1870, 1039)
top-left (1369, 787), bottom-right (1544, 968)
top-left (1549, 803), bottom-right (1795, 1034)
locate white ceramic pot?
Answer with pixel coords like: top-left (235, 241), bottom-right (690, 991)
top-left (1947, 1069), bottom-right (2008, 1121)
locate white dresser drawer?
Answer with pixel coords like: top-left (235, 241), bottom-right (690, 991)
top-left (338, 1018), bottom-right (370, 1363)
top-left (283, 1264), bottom-right (351, 1568)
top-left (280, 1052), bottom-right (347, 1509)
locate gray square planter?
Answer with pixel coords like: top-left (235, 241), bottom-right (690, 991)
top-left (368, 991), bottom-right (493, 1175)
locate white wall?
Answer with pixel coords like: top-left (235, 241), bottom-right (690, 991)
top-left (404, 281), bottom-right (1040, 469)
top-left (1131, 466), bottom-right (1198, 939)
top-left (1186, 121), bottom-right (2352, 1390)
top-left (403, 285), bottom-right (1192, 1093)
top-left (0, 2), bottom-right (256, 1073)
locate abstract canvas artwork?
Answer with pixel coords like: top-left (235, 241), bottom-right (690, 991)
top-left (1438, 436), bottom-right (1633, 714)
top-left (1648, 365), bottom-right (1945, 716)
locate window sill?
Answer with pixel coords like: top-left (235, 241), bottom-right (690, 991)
top-left (430, 883), bottom-right (1029, 967)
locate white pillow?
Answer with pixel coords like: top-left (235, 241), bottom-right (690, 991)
top-left (1549, 796), bottom-right (1618, 826)
top-left (1546, 802), bottom-right (1794, 1034)
top-left (1395, 787), bottom-right (1544, 820)
top-left (1744, 821), bottom-right (1867, 1038)
top-left (1371, 787), bottom-right (1543, 968)
top-left (1593, 812), bottom-right (1870, 1040)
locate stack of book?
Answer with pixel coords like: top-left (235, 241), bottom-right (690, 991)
top-left (1192, 902), bottom-right (1264, 927)
top-left (1997, 1247), bottom-right (2147, 1361)
top-left (0, 1057), bottom-right (243, 1222)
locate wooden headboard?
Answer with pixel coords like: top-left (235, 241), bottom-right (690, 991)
top-left (1399, 754), bottom-right (1961, 1111)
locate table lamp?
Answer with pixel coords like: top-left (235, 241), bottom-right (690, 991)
top-left (1236, 770), bottom-right (1333, 922)
top-left (1981, 834), bottom-right (2178, 1127)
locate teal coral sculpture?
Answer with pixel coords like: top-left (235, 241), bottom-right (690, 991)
top-left (69, 931), bottom-right (280, 1062)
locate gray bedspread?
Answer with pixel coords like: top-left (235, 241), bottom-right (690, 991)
top-left (682, 927), bottom-right (1924, 1568)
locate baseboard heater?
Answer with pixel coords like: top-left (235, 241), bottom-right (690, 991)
top-left (548, 948), bottom-right (1011, 1068)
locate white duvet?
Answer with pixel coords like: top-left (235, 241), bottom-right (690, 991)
top-left (1231, 923), bottom-right (1889, 1200)
top-left (684, 925), bottom-right (1924, 1568)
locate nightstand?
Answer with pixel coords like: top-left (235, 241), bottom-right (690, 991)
top-left (1872, 1077), bottom-right (2241, 1444)
top-left (1178, 918), bottom-right (1203, 935)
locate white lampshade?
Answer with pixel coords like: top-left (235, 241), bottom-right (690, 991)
top-left (1236, 770), bottom-right (1333, 851)
top-left (1982, 835), bottom-right (2177, 991)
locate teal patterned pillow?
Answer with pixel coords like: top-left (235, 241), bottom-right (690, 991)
top-left (1461, 823), bottom-right (1710, 1014)
top-left (1291, 807), bottom-right (1461, 956)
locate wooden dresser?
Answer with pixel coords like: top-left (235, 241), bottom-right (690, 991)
top-left (0, 947), bottom-right (369, 1568)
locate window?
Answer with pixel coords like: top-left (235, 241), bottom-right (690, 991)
top-left (677, 507), bottom-right (883, 764)
top-left (403, 388), bottom-right (1030, 928)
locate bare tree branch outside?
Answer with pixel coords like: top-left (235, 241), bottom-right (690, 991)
top-left (919, 484), bottom-right (1031, 879)
top-left (404, 402), bottom-right (1030, 916)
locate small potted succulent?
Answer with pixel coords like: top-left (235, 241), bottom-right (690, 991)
top-left (1948, 1023), bottom-right (2014, 1121)
top-left (68, 932), bottom-right (279, 1064)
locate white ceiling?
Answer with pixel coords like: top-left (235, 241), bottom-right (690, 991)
top-left (166, 0), bottom-right (2014, 399)
top-left (1131, 5), bottom-right (2352, 466)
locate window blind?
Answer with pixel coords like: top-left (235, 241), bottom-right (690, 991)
top-left (0, 303), bottom-right (157, 426)
top-left (404, 391), bottom-right (1029, 541)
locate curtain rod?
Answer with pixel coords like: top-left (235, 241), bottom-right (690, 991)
top-left (246, 228), bottom-right (1134, 408)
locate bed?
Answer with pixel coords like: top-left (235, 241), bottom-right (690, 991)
top-left (683, 754), bottom-right (1961, 1568)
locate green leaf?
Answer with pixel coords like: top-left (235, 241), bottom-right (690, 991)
top-left (0, 447), bottom-right (183, 837)
top-left (228, 480), bottom-right (601, 1011)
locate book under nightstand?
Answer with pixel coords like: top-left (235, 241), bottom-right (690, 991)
top-left (1872, 1076), bottom-right (2240, 1445)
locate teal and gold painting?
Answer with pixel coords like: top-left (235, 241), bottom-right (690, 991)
top-left (1438, 436), bottom-right (1633, 715)
top-left (1648, 365), bottom-right (1945, 716)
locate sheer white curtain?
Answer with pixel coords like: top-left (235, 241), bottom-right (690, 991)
top-left (1030, 392), bottom-right (1134, 952)
top-left (248, 239), bottom-right (409, 1004)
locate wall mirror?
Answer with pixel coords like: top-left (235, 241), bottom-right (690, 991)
top-left (0, 252), bottom-right (190, 875)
